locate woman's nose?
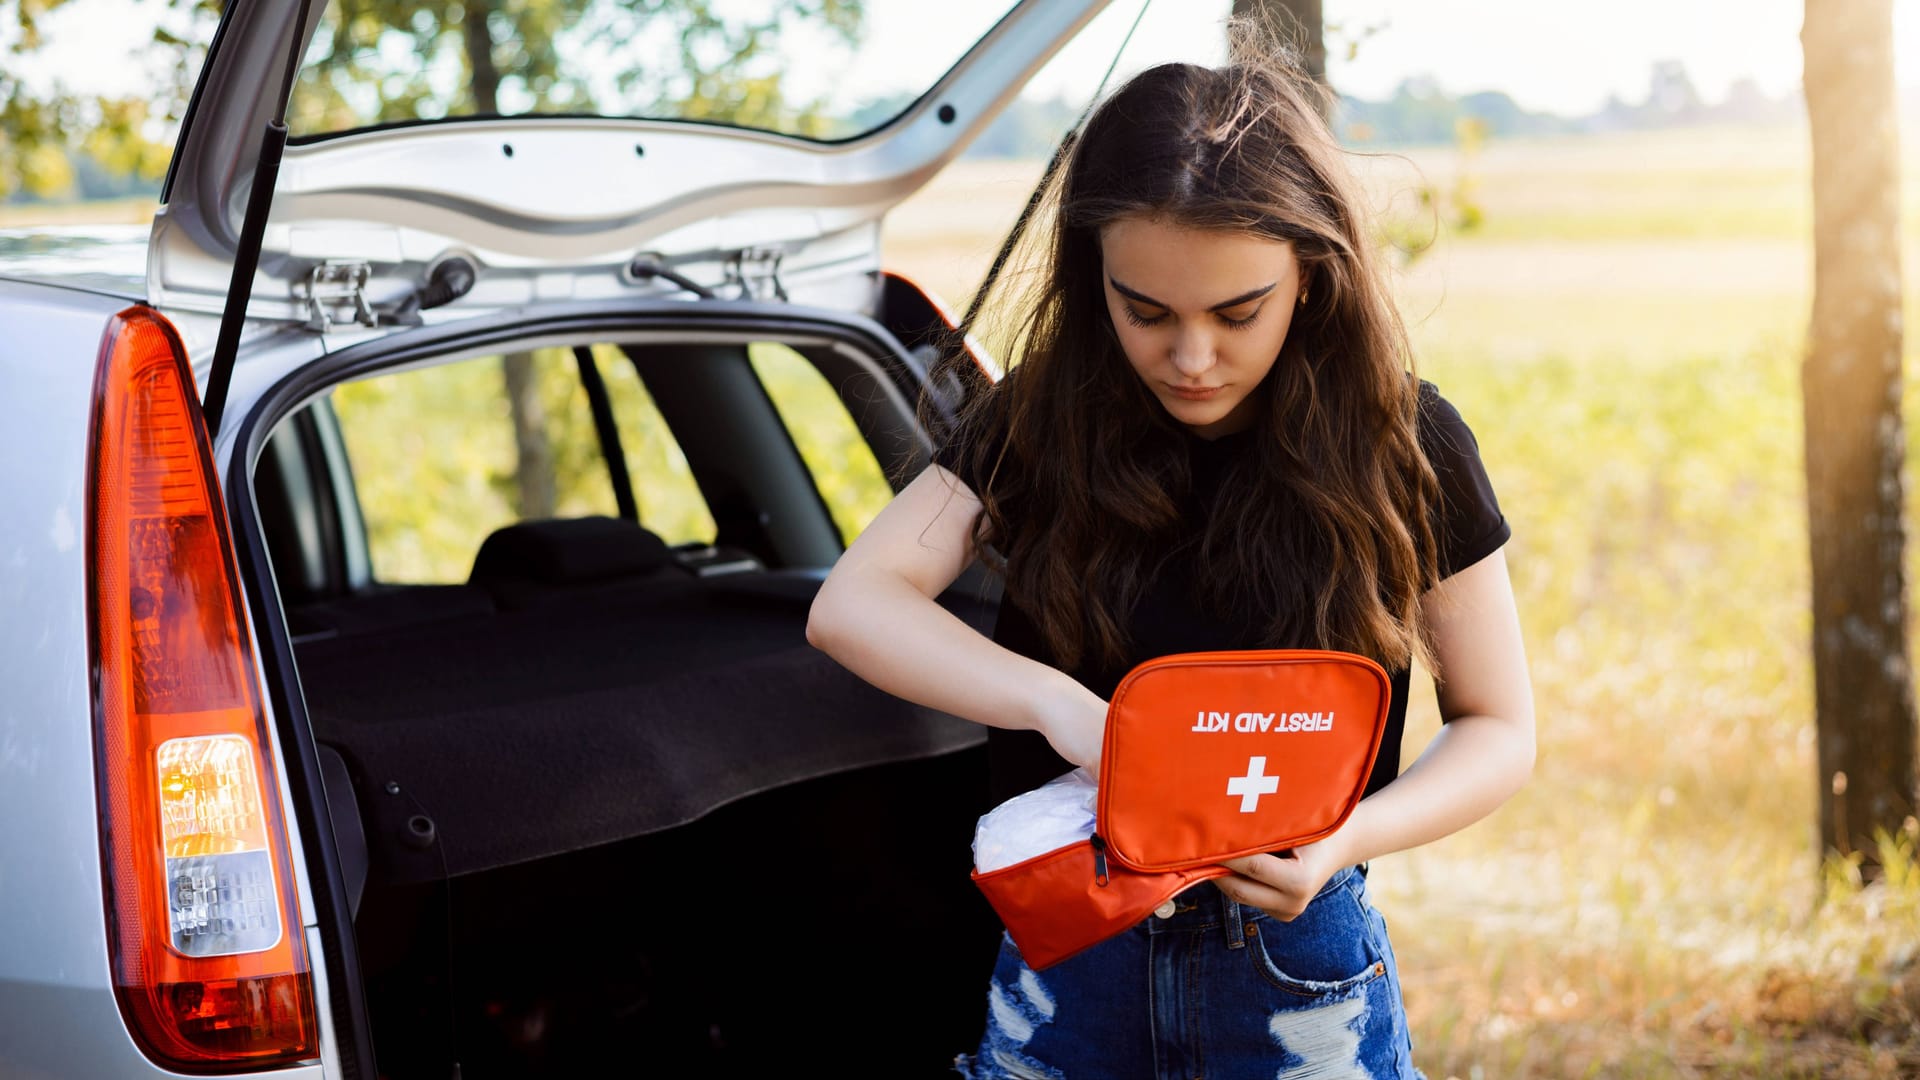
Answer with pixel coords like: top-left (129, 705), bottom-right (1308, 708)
top-left (1170, 327), bottom-right (1217, 378)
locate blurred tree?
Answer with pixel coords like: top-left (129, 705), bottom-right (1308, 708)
top-left (0, 0), bottom-right (214, 201)
top-left (287, 0), bottom-right (863, 135)
top-left (1802, 0), bottom-right (1917, 882)
top-left (3, 0), bottom-right (864, 191)
top-left (1645, 58), bottom-right (1701, 118)
top-left (347, 0), bottom-right (856, 517)
top-left (1226, 8), bottom-right (1477, 267)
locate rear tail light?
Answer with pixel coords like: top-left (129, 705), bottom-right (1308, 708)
top-left (883, 270), bottom-right (1001, 381)
top-left (86, 305), bottom-right (317, 1069)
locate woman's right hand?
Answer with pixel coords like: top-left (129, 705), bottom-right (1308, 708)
top-left (1034, 680), bottom-right (1111, 781)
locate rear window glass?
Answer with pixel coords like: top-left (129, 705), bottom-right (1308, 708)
top-left (750, 343), bottom-right (893, 545)
top-left (288, 1), bottom-right (1018, 141)
top-left (332, 345), bottom-right (713, 584)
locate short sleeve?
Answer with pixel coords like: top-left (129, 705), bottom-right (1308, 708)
top-left (930, 428), bottom-right (981, 492)
top-left (1417, 380), bottom-right (1511, 581)
top-left (929, 390), bottom-right (1011, 498)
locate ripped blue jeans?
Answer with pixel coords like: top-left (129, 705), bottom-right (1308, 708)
top-left (954, 864), bottom-right (1425, 1079)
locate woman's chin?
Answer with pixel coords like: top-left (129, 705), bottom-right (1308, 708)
top-left (1160, 394), bottom-right (1231, 425)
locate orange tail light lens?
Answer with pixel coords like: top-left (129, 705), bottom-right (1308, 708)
top-left (86, 305), bottom-right (318, 1069)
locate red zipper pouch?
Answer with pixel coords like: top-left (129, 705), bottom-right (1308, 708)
top-left (970, 649), bottom-right (1391, 970)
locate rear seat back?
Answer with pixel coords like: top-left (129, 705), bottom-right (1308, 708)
top-left (468, 515), bottom-right (681, 609)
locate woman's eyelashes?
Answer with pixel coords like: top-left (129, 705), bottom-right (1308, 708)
top-left (1120, 305), bottom-right (1263, 331)
top-left (1219, 306), bottom-right (1262, 330)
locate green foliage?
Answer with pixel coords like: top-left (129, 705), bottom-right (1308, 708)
top-left (0, 23), bottom-right (76, 199)
top-left (1375, 116), bottom-right (1486, 264)
top-left (1323, 15), bottom-right (1386, 64)
top-left (327, 340), bottom-right (893, 582)
top-left (2, 0), bottom-right (866, 200)
top-left (1338, 78), bottom-right (1573, 146)
top-left (288, 0), bottom-right (866, 136)
top-left (1374, 184), bottom-right (1438, 263)
top-left (0, 0), bottom-right (217, 200)
top-left (333, 356), bottom-right (519, 583)
top-left (331, 346), bottom-right (730, 583)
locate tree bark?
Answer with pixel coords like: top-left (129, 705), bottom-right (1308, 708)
top-left (1231, 0), bottom-right (1326, 119)
top-left (501, 353), bottom-right (556, 520)
top-left (1801, 0), bottom-right (1917, 879)
top-left (463, 4), bottom-right (502, 117)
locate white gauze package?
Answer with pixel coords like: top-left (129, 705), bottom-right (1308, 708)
top-left (972, 767), bottom-right (1098, 873)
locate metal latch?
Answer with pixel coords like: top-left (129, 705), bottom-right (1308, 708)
top-left (723, 247), bottom-right (788, 302)
top-left (301, 261), bottom-right (377, 332)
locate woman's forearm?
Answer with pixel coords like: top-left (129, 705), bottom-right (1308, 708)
top-left (806, 568), bottom-right (1095, 739)
top-left (1340, 713), bottom-right (1536, 865)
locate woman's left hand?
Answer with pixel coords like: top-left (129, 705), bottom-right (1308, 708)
top-left (1213, 832), bottom-right (1354, 922)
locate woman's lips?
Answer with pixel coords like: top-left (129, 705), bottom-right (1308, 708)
top-left (1166, 384), bottom-right (1223, 401)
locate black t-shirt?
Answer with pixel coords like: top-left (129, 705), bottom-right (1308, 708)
top-left (933, 378), bottom-right (1512, 807)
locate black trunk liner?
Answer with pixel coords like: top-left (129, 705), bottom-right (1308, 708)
top-left (293, 572), bottom-right (994, 881)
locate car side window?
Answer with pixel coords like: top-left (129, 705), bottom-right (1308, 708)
top-left (588, 343), bottom-right (719, 546)
top-left (330, 346), bottom-right (714, 584)
top-left (749, 342), bottom-right (894, 546)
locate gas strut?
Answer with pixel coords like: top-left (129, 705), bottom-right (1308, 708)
top-left (199, 8), bottom-right (305, 440)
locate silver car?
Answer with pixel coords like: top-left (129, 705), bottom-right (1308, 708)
top-left (0, 1), bottom-right (1133, 1074)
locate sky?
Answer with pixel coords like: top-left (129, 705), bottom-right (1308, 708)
top-left (864, 0), bottom-right (1856, 116)
top-left (9, 0), bottom-right (1918, 123)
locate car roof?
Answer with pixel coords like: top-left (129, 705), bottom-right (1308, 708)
top-left (0, 225), bottom-right (147, 301)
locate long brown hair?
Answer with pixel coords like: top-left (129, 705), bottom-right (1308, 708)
top-left (927, 25), bottom-right (1445, 678)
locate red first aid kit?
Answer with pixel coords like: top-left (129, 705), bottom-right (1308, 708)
top-left (970, 649), bottom-right (1392, 970)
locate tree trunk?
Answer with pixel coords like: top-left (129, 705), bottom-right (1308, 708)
top-left (463, 2), bottom-right (554, 520)
top-left (1231, 0), bottom-right (1326, 119)
top-left (501, 353), bottom-right (556, 519)
top-left (1801, 0), bottom-right (1917, 880)
top-left (463, 5), bottom-right (502, 117)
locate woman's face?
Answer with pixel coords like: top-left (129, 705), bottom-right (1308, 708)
top-left (1098, 215), bottom-right (1304, 439)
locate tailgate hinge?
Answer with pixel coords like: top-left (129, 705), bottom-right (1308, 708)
top-left (301, 261), bottom-right (378, 332)
top-left (724, 247), bottom-right (788, 303)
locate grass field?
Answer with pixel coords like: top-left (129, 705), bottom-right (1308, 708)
top-left (887, 123), bottom-right (1920, 1078)
top-left (15, 120), bottom-right (1920, 1076)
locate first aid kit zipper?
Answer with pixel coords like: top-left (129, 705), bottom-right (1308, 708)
top-left (1090, 832), bottom-right (1110, 887)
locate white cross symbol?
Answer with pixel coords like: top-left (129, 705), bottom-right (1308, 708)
top-left (1227, 756), bottom-right (1280, 814)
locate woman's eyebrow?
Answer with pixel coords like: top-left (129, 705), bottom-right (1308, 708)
top-left (1108, 278), bottom-right (1277, 311)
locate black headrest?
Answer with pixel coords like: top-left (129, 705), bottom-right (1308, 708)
top-left (468, 516), bottom-right (673, 587)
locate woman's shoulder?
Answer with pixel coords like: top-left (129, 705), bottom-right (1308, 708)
top-left (1407, 376), bottom-right (1511, 579)
top-left (929, 376), bottom-right (1019, 495)
top-left (1412, 377), bottom-right (1480, 452)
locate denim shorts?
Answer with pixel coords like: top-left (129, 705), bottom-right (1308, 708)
top-left (953, 864), bottom-right (1426, 1080)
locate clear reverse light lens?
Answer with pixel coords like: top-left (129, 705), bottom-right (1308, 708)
top-left (157, 736), bottom-right (281, 956)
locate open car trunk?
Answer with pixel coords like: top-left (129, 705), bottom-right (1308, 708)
top-left (242, 299), bottom-right (1009, 1076)
top-left (293, 567), bottom-right (1002, 1075)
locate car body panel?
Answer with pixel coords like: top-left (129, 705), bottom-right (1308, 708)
top-left (0, 225), bottom-right (149, 300)
top-left (0, 0), bottom-right (1119, 1071)
top-left (0, 277), bottom-right (327, 1077)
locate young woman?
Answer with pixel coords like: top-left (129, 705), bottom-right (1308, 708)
top-left (805, 36), bottom-right (1534, 1080)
